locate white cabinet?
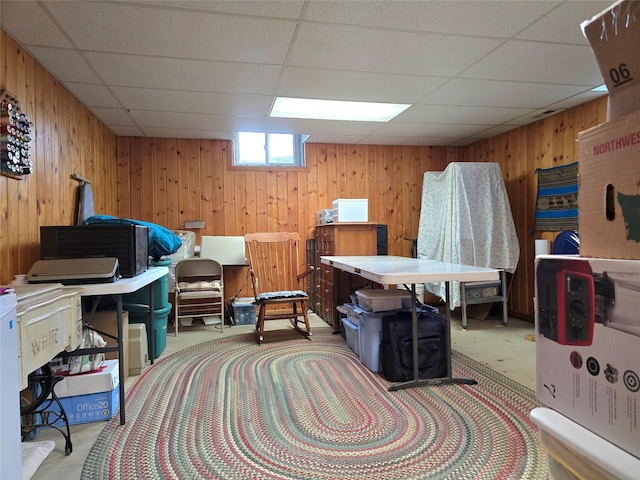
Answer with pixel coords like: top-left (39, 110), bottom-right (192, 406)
top-left (0, 292), bottom-right (21, 480)
top-left (14, 284), bottom-right (83, 390)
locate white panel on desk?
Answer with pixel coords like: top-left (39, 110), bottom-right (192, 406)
top-left (201, 236), bottom-right (247, 266)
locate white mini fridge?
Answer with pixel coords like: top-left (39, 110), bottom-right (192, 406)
top-left (0, 291), bottom-right (21, 479)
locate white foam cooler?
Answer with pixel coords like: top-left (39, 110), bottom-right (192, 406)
top-left (128, 323), bottom-right (148, 376)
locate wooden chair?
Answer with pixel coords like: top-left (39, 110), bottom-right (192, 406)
top-left (173, 258), bottom-right (224, 336)
top-left (244, 232), bottom-right (312, 344)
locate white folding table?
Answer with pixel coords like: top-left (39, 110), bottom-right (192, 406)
top-left (72, 266), bottom-right (168, 424)
top-left (320, 256), bottom-right (499, 391)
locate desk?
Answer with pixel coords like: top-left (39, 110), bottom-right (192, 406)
top-left (72, 266), bottom-right (168, 424)
top-left (320, 256), bottom-right (499, 391)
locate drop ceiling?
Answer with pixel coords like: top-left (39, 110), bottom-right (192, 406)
top-left (0, 0), bottom-right (611, 146)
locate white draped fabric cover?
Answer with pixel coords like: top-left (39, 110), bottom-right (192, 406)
top-left (417, 162), bottom-right (520, 308)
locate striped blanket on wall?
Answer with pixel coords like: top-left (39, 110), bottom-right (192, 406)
top-left (534, 162), bottom-right (578, 231)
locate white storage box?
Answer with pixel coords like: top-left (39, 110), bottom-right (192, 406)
top-left (356, 289), bottom-right (411, 312)
top-left (341, 303), bottom-right (359, 326)
top-left (50, 359), bottom-right (120, 425)
top-left (331, 199), bottom-right (368, 222)
top-left (357, 310), bottom-right (387, 373)
top-left (530, 407), bottom-right (640, 480)
top-left (341, 318), bottom-right (359, 356)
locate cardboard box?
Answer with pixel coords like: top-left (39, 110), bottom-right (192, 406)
top-left (534, 255), bottom-right (640, 458)
top-left (581, 0), bottom-right (640, 95)
top-left (86, 310), bottom-right (129, 380)
top-left (577, 109), bottom-right (640, 260)
top-left (51, 359), bottom-right (120, 426)
top-left (607, 83), bottom-right (640, 121)
top-left (128, 322), bottom-right (148, 376)
top-left (331, 198), bottom-right (368, 222)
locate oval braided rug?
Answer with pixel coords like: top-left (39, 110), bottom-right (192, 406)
top-left (82, 329), bottom-right (547, 480)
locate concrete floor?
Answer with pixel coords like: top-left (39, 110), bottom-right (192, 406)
top-left (27, 309), bottom-right (537, 480)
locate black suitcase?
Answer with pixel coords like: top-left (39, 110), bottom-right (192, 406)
top-left (379, 309), bottom-right (447, 382)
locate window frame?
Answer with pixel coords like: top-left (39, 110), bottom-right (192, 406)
top-left (231, 132), bottom-right (307, 171)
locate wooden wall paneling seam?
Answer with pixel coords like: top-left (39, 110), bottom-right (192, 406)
top-left (141, 138), bottom-right (154, 221)
top-left (130, 137), bottom-right (144, 220)
top-left (24, 50), bottom-right (39, 270)
top-left (117, 137), bottom-right (132, 218)
top-left (153, 138), bottom-right (168, 227)
top-left (254, 169), bottom-right (268, 233)
top-left (15, 43), bottom-right (32, 271)
top-left (316, 144), bottom-right (329, 213)
top-left (325, 143), bottom-right (338, 209)
top-left (199, 139), bottom-right (213, 240)
top-left (305, 144), bottom-right (318, 239)
top-left (164, 138), bottom-right (179, 229)
top-left (176, 138), bottom-right (190, 230)
top-left (276, 171), bottom-right (288, 231)
top-left (243, 169), bottom-right (257, 236)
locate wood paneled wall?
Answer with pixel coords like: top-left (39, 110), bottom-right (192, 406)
top-left (2, 27), bottom-right (610, 320)
top-left (0, 30), bottom-right (118, 285)
top-left (116, 138), bottom-right (466, 298)
top-left (467, 98), bottom-right (608, 319)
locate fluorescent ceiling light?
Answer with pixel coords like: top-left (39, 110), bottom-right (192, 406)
top-left (270, 97), bottom-right (411, 122)
top-left (591, 84), bottom-right (608, 92)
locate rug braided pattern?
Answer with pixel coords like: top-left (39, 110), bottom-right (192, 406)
top-left (82, 329), bottom-right (547, 480)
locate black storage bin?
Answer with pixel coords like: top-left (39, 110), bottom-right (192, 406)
top-left (379, 309), bottom-right (447, 382)
top-left (40, 224), bottom-right (149, 278)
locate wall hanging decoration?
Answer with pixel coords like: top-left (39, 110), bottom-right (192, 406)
top-left (1, 89), bottom-right (33, 180)
top-left (534, 162), bottom-right (579, 232)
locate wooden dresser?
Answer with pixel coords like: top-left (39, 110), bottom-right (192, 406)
top-left (313, 223), bottom-right (378, 329)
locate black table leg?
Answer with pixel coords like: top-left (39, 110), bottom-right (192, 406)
top-left (388, 281), bottom-right (477, 391)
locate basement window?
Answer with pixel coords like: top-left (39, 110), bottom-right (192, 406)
top-left (233, 132), bottom-right (306, 167)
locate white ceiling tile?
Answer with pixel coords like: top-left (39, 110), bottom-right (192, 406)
top-left (263, 117), bottom-right (381, 136)
top-left (374, 122), bottom-right (490, 138)
top-left (23, 46), bottom-right (101, 83)
top-left (0, 1), bottom-right (73, 48)
top-left (462, 40), bottom-right (603, 85)
top-left (277, 67), bottom-right (447, 103)
top-left (449, 137), bottom-right (487, 147)
top-left (1, 0), bottom-right (612, 146)
top-left (546, 89), bottom-right (608, 109)
top-left (360, 136), bottom-right (454, 146)
top-left (424, 78), bottom-right (593, 108)
top-left (66, 83), bottom-right (121, 108)
top-left (139, 127), bottom-right (234, 140)
top-left (110, 87), bottom-right (272, 116)
top-left (516, 1), bottom-right (614, 44)
top-left (107, 125), bottom-right (145, 137)
top-left (396, 104), bottom-right (535, 125)
top-left (138, 0), bottom-right (305, 18)
top-left (304, 0), bottom-right (561, 38)
top-left (88, 107), bottom-right (136, 126)
top-left (84, 53), bottom-right (282, 94)
top-left (130, 110), bottom-right (265, 133)
top-left (288, 23), bottom-right (502, 76)
top-left (304, 134), bottom-right (368, 145)
top-left (473, 125), bottom-right (521, 138)
top-left (505, 108), bottom-right (567, 126)
top-left (44, 1), bottom-right (297, 63)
